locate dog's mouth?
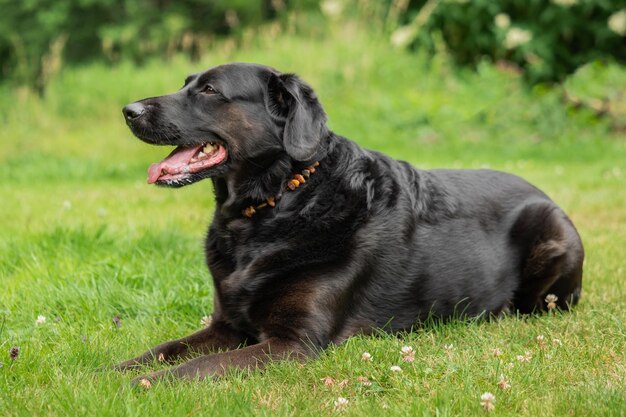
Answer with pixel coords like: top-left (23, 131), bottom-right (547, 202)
top-left (147, 141), bottom-right (228, 185)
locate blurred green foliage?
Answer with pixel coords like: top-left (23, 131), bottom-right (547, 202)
top-left (390, 0), bottom-right (626, 84)
top-left (1, 0), bottom-right (626, 95)
top-left (0, 0), bottom-right (318, 95)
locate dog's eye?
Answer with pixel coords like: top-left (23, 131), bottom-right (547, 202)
top-left (201, 84), bottom-right (218, 95)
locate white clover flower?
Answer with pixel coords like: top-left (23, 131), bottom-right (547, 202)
top-left (390, 365), bottom-right (402, 372)
top-left (537, 335), bottom-right (547, 349)
top-left (402, 353), bottom-right (415, 363)
top-left (504, 28), bottom-right (532, 49)
top-left (200, 315), bottom-right (212, 327)
top-left (608, 10), bottom-right (626, 36)
top-left (491, 347), bottom-right (503, 357)
top-left (35, 315), bottom-right (46, 325)
top-left (545, 294), bottom-right (558, 309)
top-left (497, 375), bottom-right (511, 390)
top-left (357, 376), bottom-right (372, 386)
top-left (334, 396), bottom-right (349, 409)
top-left (139, 378), bottom-right (152, 389)
top-left (553, 338), bottom-right (562, 346)
top-left (401, 345), bottom-right (415, 362)
top-left (516, 351), bottom-right (532, 362)
top-left (444, 343), bottom-right (454, 351)
top-left (545, 294), bottom-right (558, 303)
top-left (494, 13), bottom-right (511, 29)
top-left (361, 352), bottom-right (373, 361)
top-left (480, 392), bottom-right (496, 411)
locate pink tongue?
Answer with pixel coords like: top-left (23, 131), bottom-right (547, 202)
top-left (147, 145), bottom-right (203, 184)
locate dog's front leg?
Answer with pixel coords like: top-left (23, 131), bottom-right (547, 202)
top-left (132, 337), bottom-right (309, 383)
top-left (112, 319), bottom-right (248, 371)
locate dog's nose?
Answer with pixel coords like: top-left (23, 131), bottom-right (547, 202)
top-left (122, 102), bottom-right (145, 121)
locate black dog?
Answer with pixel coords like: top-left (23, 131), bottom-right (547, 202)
top-left (118, 63), bottom-right (584, 382)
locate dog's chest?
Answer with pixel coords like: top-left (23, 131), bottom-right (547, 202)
top-left (217, 270), bottom-right (259, 335)
top-left (210, 220), bottom-right (279, 335)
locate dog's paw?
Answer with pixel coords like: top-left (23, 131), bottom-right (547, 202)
top-left (132, 375), bottom-right (155, 389)
top-left (131, 370), bottom-right (171, 388)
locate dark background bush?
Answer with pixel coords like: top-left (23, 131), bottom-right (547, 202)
top-left (394, 0), bottom-right (626, 84)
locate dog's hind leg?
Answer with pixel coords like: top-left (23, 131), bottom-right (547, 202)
top-left (510, 201), bottom-right (584, 314)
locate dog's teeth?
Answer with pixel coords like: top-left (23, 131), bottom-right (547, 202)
top-left (203, 143), bottom-right (219, 154)
top-left (197, 151), bottom-right (206, 159)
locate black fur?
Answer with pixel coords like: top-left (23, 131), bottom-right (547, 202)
top-left (116, 63), bottom-right (584, 382)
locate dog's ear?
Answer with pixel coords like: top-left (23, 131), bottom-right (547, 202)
top-left (267, 73), bottom-right (327, 161)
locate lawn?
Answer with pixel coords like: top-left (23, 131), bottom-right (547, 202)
top-left (0, 21), bottom-right (625, 416)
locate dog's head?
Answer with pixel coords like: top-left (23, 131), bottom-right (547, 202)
top-left (122, 63), bottom-right (328, 187)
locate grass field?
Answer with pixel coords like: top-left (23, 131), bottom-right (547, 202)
top-left (1, 20), bottom-right (625, 416)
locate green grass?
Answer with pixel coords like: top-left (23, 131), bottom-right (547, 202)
top-left (1, 20), bottom-right (625, 417)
